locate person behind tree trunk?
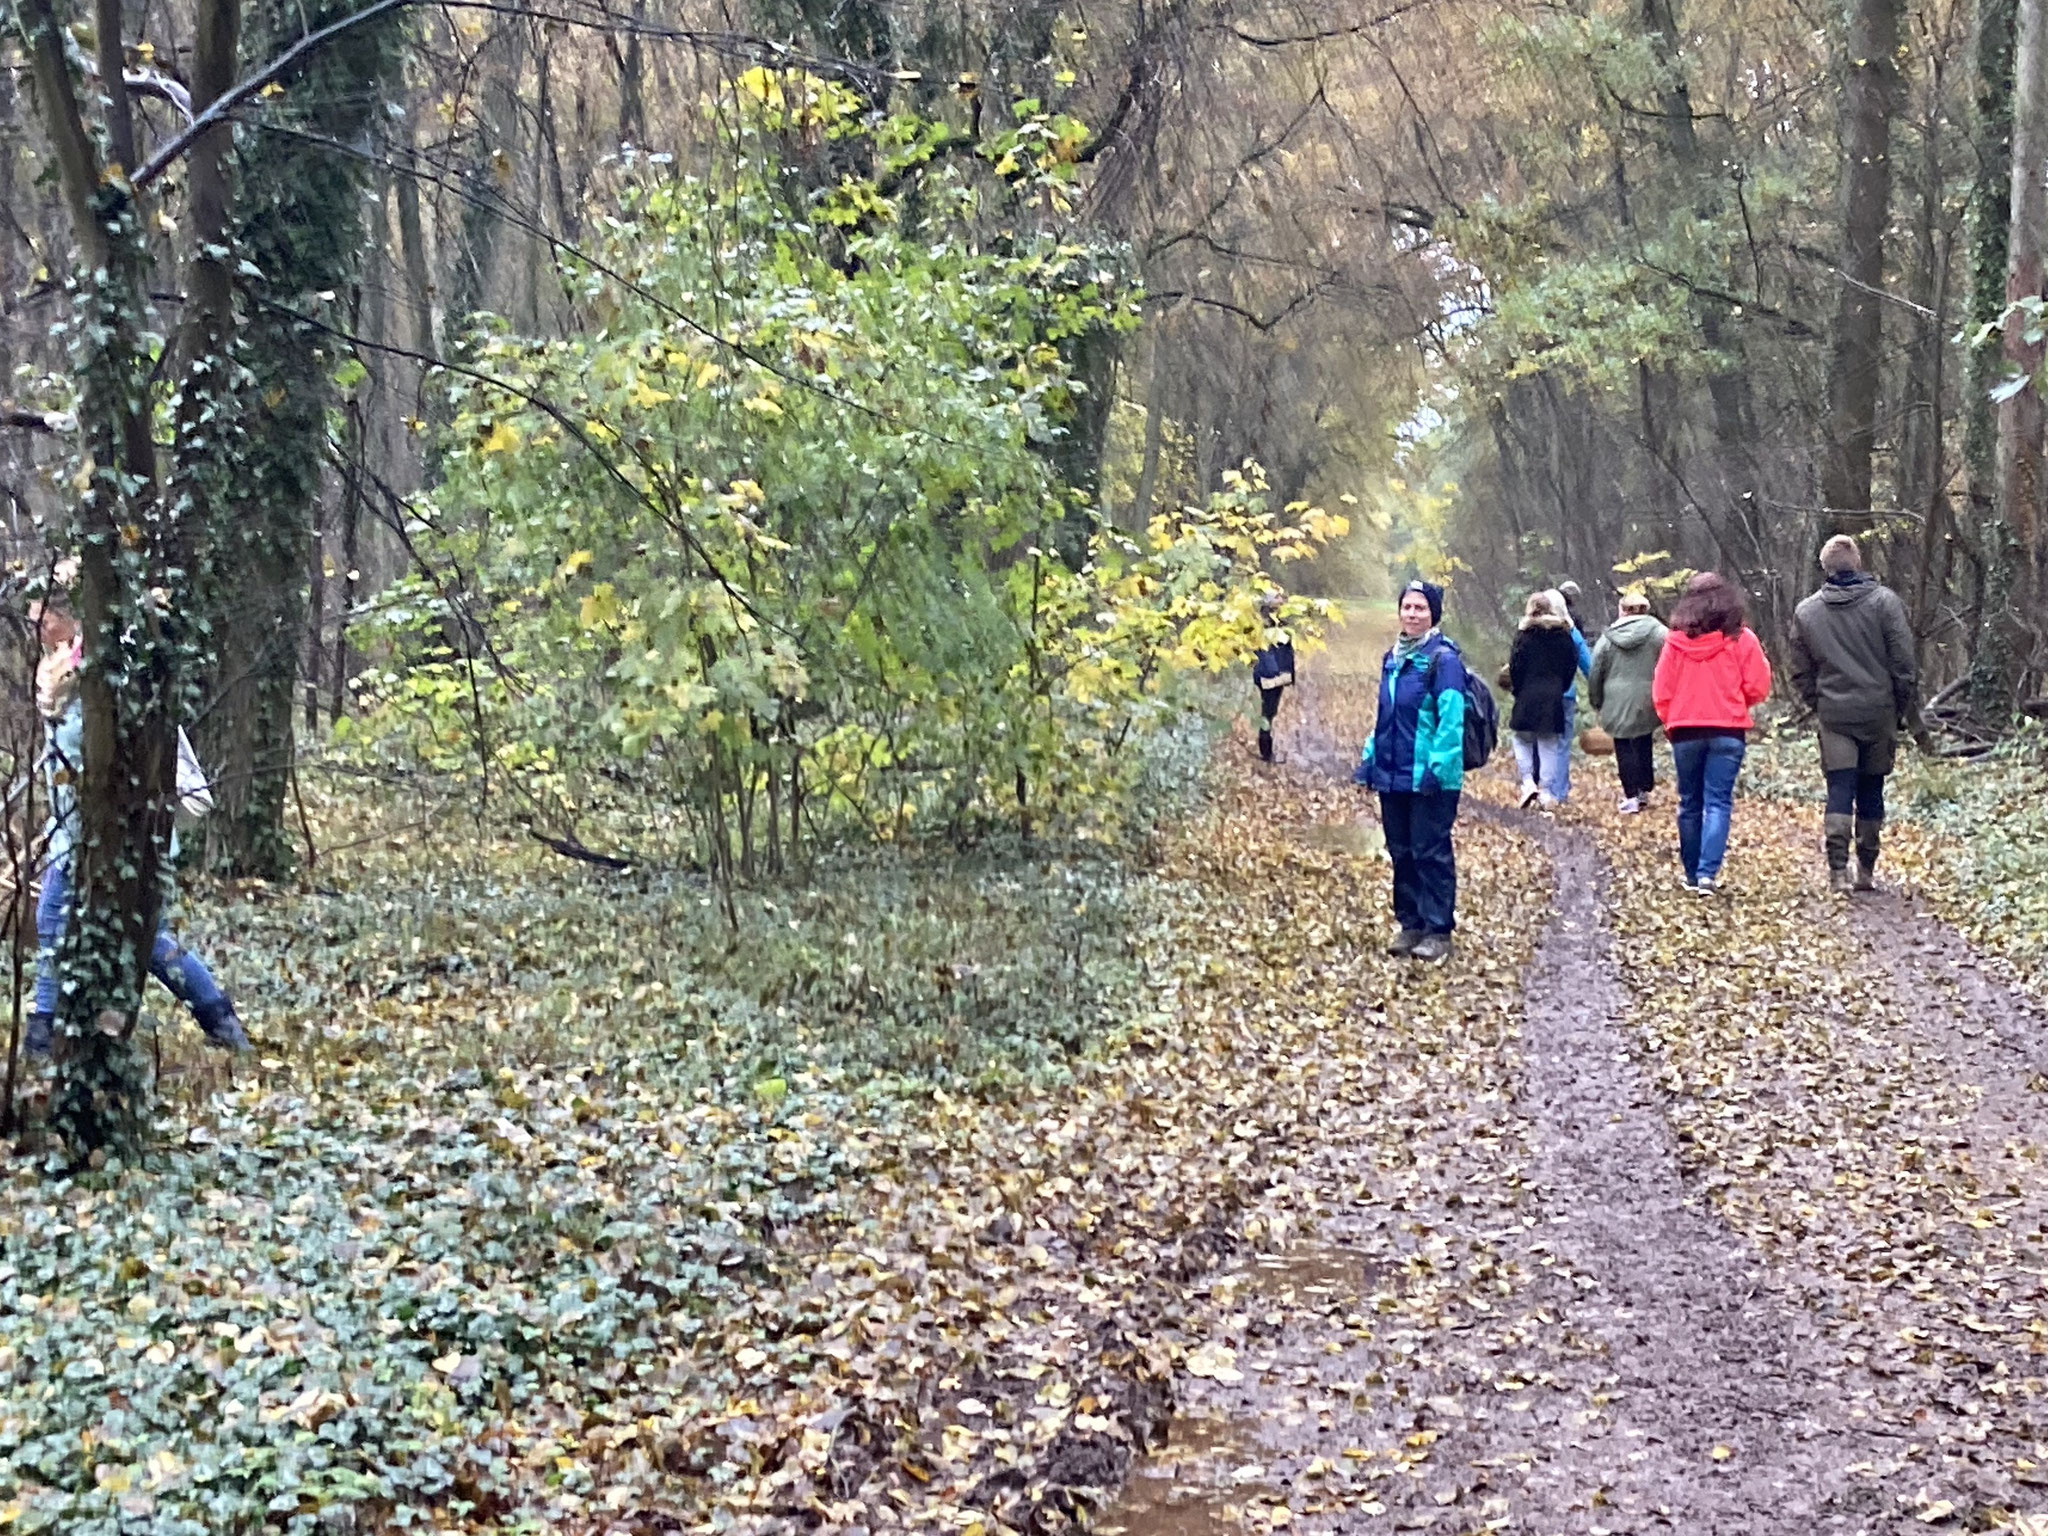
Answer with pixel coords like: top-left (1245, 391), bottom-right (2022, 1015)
top-left (1588, 590), bottom-right (1668, 813)
top-left (1353, 580), bottom-right (1465, 963)
top-left (1251, 593), bottom-right (1296, 764)
top-left (1543, 579), bottom-right (1596, 803)
top-left (1508, 589), bottom-right (1580, 810)
top-left (1787, 534), bottom-right (1925, 893)
top-left (1651, 572), bottom-right (1773, 895)
top-left (23, 592), bottom-right (251, 1057)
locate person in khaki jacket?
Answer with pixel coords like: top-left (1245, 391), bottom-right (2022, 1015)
top-left (1786, 534), bottom-right (1923, 893)
top-left (1588, 591), bottom-right (1668, 813)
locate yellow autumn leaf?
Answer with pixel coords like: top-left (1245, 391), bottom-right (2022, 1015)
top-left (480, 420), bottom-right (520, 454)
top-left (627, 380), bottom-right (673, 408)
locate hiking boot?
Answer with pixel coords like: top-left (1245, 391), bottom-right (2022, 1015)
top-left (1387, 928), bottom-right (1424, 957)
top-left (1854, 818), bottom-right (1882, 892)
top-left (1828, 866), bottom-right (1855, 895)
top-left (1410, 933), bottom-right (1452, 963)
top-left (23, 1011), bottom-right (51, 1058)
top-left (1258, 729), bottom-right (1274, 764)
top-left (1823, 813), bottom-right (1853, 887)
top-left (195, 1001), bottom-right (253, 1054)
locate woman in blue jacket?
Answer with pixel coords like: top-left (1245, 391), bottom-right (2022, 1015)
top-left (1354, 580), bottom-right (1466, 962)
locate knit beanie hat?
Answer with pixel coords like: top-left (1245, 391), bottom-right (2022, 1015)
top-left (1401, 580), bottom-right (1444, 625)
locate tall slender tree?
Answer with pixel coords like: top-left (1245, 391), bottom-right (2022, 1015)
top-left (1822, 0), bottom-right (1907, 530)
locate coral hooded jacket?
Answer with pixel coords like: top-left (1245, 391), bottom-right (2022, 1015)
top-left (1652, 626), bottom-right (1773, 732)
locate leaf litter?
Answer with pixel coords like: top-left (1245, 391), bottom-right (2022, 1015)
top-left (16, 668), bottom-right (2048, 1535)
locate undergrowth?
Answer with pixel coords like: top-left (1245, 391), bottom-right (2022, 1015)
top-left (0, 715), bottom-right (1220, 1534)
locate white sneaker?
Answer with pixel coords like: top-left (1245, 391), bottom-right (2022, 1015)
top-left (1618, 796), bottom-right (1641, 814)
top-left (1537, 792), bottom-right (1560, 811)
top-left (1519, 783), bottom-right (1540, 809)
top-left (1693, 876), bottom-right (1718, 896)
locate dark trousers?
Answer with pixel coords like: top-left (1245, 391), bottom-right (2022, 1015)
top-left (1258, 684), bottom-right (1284, 759)
top-left (1380, 790), bottom-right (1459, 935)
top-left (1824, 767), bottom-right (1886, 821)
top-left (1615, 734), bottom-right (1656, 798)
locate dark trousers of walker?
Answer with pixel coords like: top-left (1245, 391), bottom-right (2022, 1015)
top-left (1614, 734), bottom-right (1656, 798)
top-left (1257, 683), bottom-right (1285, 760)
top-left (1379, 790), bottom-right (1460, 935)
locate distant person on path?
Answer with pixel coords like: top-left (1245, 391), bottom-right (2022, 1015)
top-left (1588, 591), bottom-right (1669, 813)
top-left (1651, 573), bottom-right (1773, 895)
top-left (24, 593), bottom-right (250, 1057)
top-left (1507, 589), bottom-right (1579, 811)
top-left (1354, 580), bottom-right (1466, 963)
top-left (1251, 593), bottom-right (1296, 764)
top-left (1787, 534), bottom-right (1923, 893)
top-left (1544, 580), bottom-right (1596, 803)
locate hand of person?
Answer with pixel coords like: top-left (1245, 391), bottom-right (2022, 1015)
top-left (1913, 725), bottom-right (1938, 755)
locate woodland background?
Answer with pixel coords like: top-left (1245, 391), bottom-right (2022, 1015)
top-left (1, 0), bottom-right (2047, 1127)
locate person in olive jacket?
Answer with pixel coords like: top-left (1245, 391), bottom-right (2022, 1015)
top-left (1588, 591), bottom-right (1668, 813)
top-left (1787, 534), bottom-right (1923, 892)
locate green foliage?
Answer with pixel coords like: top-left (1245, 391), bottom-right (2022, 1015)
top-left (342, 85), bottom-right (1340, 866)
top-left (0, 784), bottom-right (1162, 1533)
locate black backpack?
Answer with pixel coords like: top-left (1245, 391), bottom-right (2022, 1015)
top-left (1427, 647), bottom-right (1500, 771)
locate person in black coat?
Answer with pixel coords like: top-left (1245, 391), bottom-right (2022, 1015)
top-left (1508, 588), bottom-right (1580, 809)
top-left (1251, 594), bottom-right (1296, 763)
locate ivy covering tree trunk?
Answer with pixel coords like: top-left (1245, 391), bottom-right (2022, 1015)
top-left (194, 0), bottom-right (402, 877)
top-left (14, 0), bottom-right (219, 1151)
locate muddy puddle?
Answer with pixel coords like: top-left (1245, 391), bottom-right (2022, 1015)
top-left (1095, 1408), bottom-right (1277, 1536)
top-left (1100, 1247), bottom-right (1373, 1536)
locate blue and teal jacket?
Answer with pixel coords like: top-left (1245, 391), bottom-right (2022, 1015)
top-left (1356, 632), bottom-right (1467, 795)
top-left (1564, 626), bottom-right (1594, 709)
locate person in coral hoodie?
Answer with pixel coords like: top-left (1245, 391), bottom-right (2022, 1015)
top-left (1651, 573), bottom-right (1773, 895)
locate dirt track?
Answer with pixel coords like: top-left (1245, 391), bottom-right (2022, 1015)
top-left (1106, 674), bottom-right (2048, 1535)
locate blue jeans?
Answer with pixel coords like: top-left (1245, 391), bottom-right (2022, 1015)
top-left (1542, 698), bottom-right (1576, 801)
top-left (1379, 791), bottom-right (1459, 934)
top-left (1672, 734), bottom-right (1747, 882)
top-left (34, 861), bottom-right (229, 1025)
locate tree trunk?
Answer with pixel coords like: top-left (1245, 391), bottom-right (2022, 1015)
top-left (1822, 0), bottom-right (1907, 530)
top-left (1131, 327), bottom-right (1168, 531)
top-left (1966, 0), bottom-right (2019, 713)
top-left (1997, 0), bottom-right (2048, 683)
top-left (18, 0), bottom-right (184, 1150)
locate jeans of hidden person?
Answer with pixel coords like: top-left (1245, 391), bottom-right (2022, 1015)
top-left (34, 860), bottom-right (229, 1024)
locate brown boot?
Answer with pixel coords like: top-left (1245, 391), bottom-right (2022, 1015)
top-left (1824, 813), bottom-right (1853, 892)
top-left (1853, 817), bottom-right (1882, 891)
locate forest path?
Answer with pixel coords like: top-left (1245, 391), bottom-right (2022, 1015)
top-left (1104, 664), bottom-right (2048, 1535)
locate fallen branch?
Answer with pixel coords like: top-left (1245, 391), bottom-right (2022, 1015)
top-left (529, 830), bottom-right (635, 871)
